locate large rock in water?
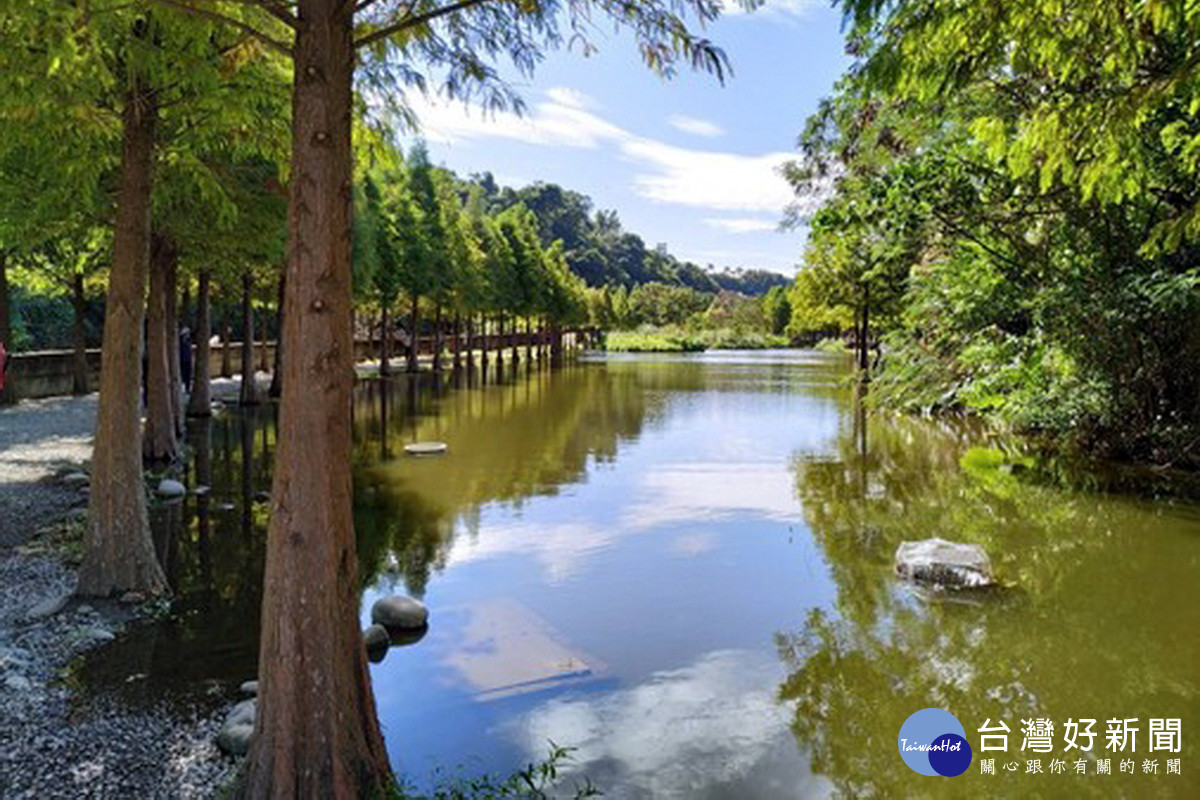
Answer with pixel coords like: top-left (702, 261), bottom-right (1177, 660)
top-left (894, 539), bottom-right (994, 589)
top-left (371, 595), bottom-right (428, 630)
top-left (156, 478), bottom-right (186, 498)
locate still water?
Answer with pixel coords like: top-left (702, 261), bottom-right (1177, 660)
top-left (82, 350), bottom-right (1200, 798)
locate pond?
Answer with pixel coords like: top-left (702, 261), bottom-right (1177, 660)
top-left (81, 350), bottom-right (1200, 798)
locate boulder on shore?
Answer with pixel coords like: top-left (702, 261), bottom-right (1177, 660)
top-left (155, 478), bottom-right (186, 498)
top-left (370, 595), bottom-right (429, 630)
top-left (217, 699), bottom-right (256, 756)
top-left (894, 538), bottom-right (994, 589)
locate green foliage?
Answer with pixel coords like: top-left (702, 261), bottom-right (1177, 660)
top-left (785, 0), bottom-right (1200, 464)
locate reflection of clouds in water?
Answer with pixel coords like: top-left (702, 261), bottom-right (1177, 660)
top-left (514, 650), bottom-right (820, 799)
top-left (445, 522), bottom-right (616, 584)
top-left (624, 463), bottom-right (801, 531)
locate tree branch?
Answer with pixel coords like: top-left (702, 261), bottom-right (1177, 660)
top-left (148, 0), bottom-right (294, 55)
top-left (353, 0), bottom-right (495, 50)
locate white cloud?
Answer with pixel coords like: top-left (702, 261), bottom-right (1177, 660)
top-left (403, 88), bottom-right (794, 216)
top-left (721, 0), bottom-right (824, 17)
top-left (622, 461), bottom-right (802, 532)
top-left (668, 114), bottom-right (724, 138)
top-left (704, 216), bottom-right (779, 233)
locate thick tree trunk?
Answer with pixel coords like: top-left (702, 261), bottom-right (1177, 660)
top-left (240, 273), bottom-right (261, 405)
top-left (406, 293), bottom-right (420, 373)
top-left (432, 302), bottom-right (443, 372)
top-left (78, 83), bottom-right (166, 597)
top-left (0, 251), bottom-right (13, 405)
top-left (188, 269), bottom-right (212, 417)
top-left (270, 273), bottom-right (285, 398)
top-left (71, 272), bottom-right (89, 395)
top-left (144, 233), bottom-right (179, 465)
top-left (237, 3), bottom-right (391, 796)
top-left (220, 306), bottom-right (233, 378)
top-left (379, 303), bottom-right (390, 376)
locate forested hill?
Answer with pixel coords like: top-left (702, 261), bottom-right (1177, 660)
top-left (468, 172), bottom-right (790, 296)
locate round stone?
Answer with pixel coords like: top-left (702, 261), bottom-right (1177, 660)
top-left (370, 595), bottom-right (429, 630)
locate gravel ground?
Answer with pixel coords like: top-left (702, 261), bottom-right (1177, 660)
top-left (0, 394), bottom-right (238, 799)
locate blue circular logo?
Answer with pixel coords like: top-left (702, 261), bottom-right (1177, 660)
top-left (898, 708), bottom-right (973, 777)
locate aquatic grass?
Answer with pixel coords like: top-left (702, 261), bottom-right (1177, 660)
top-left (392, 743), bottom-right (600, 799)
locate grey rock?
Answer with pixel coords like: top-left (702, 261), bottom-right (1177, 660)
top-left (79, 626), bottom-right (115, 644)
top-left (60, 472), bottom-right (89, 488)
top-left (370, 595), bottom-right (429, 630)
top-left (155, 478), bottom-right (186, 498)
top-left (363, 624), bottom-right (389, 649)
top-left (239, 680), bottom-right (258, 696)
top-left (216, 722), bottom-right (254, 756)
top-left (224, 699), bottom-right (256, 728)
top-left (26, 594), bottom-right (69, 621)
top-left (5, 674), bottom-right (33, 692)
top-left (193, 485), bottom-right (211, 497)
top-left (895, 538), bottom-right (995, 589)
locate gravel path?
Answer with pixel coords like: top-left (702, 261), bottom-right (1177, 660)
top-left (0, 395), bottom-right (96, 548)
top-left (0, 394), bottom-right (237, 799)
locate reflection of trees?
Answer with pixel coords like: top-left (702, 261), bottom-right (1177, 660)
top-left (782, 409), bottom-right (1200, 798)
top-left (352, 365), bottom-right (654, 596)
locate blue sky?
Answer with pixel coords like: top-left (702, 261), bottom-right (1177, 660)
top-left (402, 1), bottom-right (851, 276)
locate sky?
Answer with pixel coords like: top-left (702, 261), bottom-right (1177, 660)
top-left (396, 1), bottom-right (852, 277)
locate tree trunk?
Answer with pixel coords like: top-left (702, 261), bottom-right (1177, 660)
top-left (240, 273), bottom-right (261, 405)
top-left (144, 232), bottom-right (179, 465)
top-left (452, 313), bottom-right (462, 372)
top-left (0, 251), bottom-right (13, 405)
top-left (236, 3), bottom-right (391, 796)
top-left (858, 282), bottom-right (870, 382)
top-left (379, 303), bottom-right (390, 376)
top-left (71, 272), bottom-right (89, 395)
top-left (525, 318), bottom-right (533, 364)
top-left (406, 292), bottom-right (420, 373)
top-left (496, 315), bottom-right (504, 370)
top-left (270, 273), bottom-right (285, 398)
top-left (188, 269), bottom-right (212, 416)
top-left (432, 302), bottom-right (443, 372)
top-left (511, 316), bottom-right (520, 365)
top-left (166, 254), bottom-right (184, 436)
top-left (550, 322), bottom-right (564, 367)
top-left (220, 306), bottom-right (233, 378)
top-left (78, 82), bottom-right (167, 597)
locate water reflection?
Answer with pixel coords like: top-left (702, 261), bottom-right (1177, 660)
top-left (75, 351), bottom-right (1200, 799)
top-left (784, 406), bottom-right (1200, 797)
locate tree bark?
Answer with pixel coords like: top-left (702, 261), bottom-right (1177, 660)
top-left (432, 302), bottom-right (443, 372)
top-left (220, 304), bottom-right (233, 378)
top-left (550, 322), bottom-right (564, 367)
top-left (270, 273), bottom-right (285, 398)
top-left (0, 250), bottom-right (13, 405)
top-left (71, 272), bottom-right (89, 394)
top-left (78, 83), bottom-right (167, 597)
top-left (144, 232), bottom-right (179, 465)
top-left (406, 292), bottom-right (420, 373)
top-left (188, 269), bottom-right (212, 416)
top-left (525, 318), bottom-right (533, 364)
top-left (496, 315), bottom-right (504, 370)
top-left (379, 303), bottom-right (390, 376)
top-left (236, 3), bottom-right (391, 796)
top-left (240, 272), bottom-right (261, 405)
top-left (166, 254), bottom-right (184, 436)
top-left (452, 313), bottom-right (462, 372)
top-left (511, 315), bottom-right (520, 365)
